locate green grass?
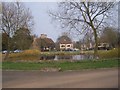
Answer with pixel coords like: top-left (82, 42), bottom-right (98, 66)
top-left (2, 58), bottom-right (119, 71)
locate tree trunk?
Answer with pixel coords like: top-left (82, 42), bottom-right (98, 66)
top-left (90, 22), bottom-right (98, 58)
top-left (93, 28), bottom-right (98, 58)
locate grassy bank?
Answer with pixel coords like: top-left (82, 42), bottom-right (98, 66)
top-left (2, 49), bottom-right (81, 61)
top-left (2, 48), bottom-right (120, 61)
top-left (3, 48), bottom-right (120, 61)
top-left (98, 48), bottom-right (120, 59)
top-left (2, 58), bottom-right (119, 71)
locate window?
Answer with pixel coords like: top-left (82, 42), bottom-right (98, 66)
top-left (67, 45), bottom-right (71, 47)
top-left (61, 45), bottom-right (65, 47)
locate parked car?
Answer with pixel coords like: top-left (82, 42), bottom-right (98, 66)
top-left (2, 50), bottom-right (7, 54)
top-left (13, 50), bottom-right (22, 53)
top-left (73, 48), bottom-right (79, 51)
top-left (2, 50), bottom-right (14, 54)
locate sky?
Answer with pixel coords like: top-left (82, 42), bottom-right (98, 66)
top-left (24, 2), bottom-right (65, 42)
top-left (24, 2), bottom-right (118, 42)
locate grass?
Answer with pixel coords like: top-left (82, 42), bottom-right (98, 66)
top-left (2, 58), bottom-right (119, 71)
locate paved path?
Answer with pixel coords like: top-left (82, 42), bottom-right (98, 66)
top-left (2, 68), bottom-right (118, 88)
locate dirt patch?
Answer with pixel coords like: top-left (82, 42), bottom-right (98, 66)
top-left (40, 67), bottom-right (62, 72)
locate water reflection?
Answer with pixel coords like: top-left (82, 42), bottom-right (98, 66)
top-left (54, 55), bottom-right (72, 60)
top-left (40, 54), bottom-right (94, 60)
top-left (40, 55), bottom-right (55, 60)
top-left (54, 54), bottom-right (94, 61)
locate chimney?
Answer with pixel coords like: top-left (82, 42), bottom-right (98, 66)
top-left (40, 34), bottom-right (47, 39)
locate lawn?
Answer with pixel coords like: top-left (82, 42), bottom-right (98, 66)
top-left (2, 58), bottom-right (119, 71)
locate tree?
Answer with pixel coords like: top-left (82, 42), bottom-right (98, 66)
top-left (57, 34), bottom-right (72, 44)
top-left (82, 29), bottom-right (94, 50)
top-left (2, 33), bottom-right (8, 51)
top-left (50, 2), bottom-right (115, 57)
top-left (118, 32), bottom-right (120, 47)
top-left (2, 33), bottom-right (15, 51)
top-left (0, 33), bottom-right (2, 51)
top-left (1, 2), bottom-right (34, 60)
top-left (99, 27), bottom-right (118, 48)
top-left (13, 28), bottom-right (33, 50)
top-left (73, 41), bottom-right (81, 50)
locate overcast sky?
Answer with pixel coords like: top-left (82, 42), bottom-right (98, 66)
top-left (24, 2), bottom-right (118, 42)
top-left (24, 2), bottom-right (65, 42)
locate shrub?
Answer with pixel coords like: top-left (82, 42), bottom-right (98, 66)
top-left (9, 49), bottom-right (41, 61)
top-left (98, 48), bottom-right (120, 59)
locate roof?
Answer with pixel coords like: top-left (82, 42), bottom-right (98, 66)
top-left (59, 38), bottom-right (72, 44)
top-left (43, 38), bottom-right (54, 44)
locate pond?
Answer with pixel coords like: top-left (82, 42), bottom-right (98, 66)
top-left (40, 54), bottom-right (94, 60)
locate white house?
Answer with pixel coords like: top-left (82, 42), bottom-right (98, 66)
top-left (59, 39), bottom-right (73, 51)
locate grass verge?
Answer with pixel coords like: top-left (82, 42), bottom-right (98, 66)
top-left (2, 58), bottom-right (119, 71)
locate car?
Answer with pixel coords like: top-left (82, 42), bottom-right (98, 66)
top-left (2, 50), bottom-right (14, 54)
top-left (73, 48), bottom-right (79, 51)
top-left (13, 50), bottom-right (22, 53)
top-left (2, 50), bottom-right (7, 54)
top-left (65, 48), bottom-right (73, 51)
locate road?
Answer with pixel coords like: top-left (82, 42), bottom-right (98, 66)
top-left (2, 68), bottom-right (118, 88)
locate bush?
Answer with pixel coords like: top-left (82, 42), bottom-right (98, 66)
top-left (9, 49), bottom-right (41, 61)
top-left (98, 48), bottom-right (120, 59)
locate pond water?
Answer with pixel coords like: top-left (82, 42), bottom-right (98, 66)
top-left (40, 54), bottom-right (94, 60)
top-left (54, 54), bottom-right (94, 61)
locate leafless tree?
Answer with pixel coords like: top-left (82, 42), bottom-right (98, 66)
top-left (49, 2), bottom-right (115, 57)
top-left (1, 2), bottom-right (34, 60)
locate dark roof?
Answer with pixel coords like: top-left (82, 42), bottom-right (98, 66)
top-left (43, 38), bottom-right (54, 44)
top-left (59, 38), bottom-right (72, 44)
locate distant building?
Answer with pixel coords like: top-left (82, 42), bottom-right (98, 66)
top-left (32, 34), bottom-right (55, 51)
top-left (39, 34), bottom-right (55, 51)
top-left (98, 43), bottom-right (110, 50)
top-left (81, 42), bottom-right (94, 50)
top-left (59, 38), bottom-right (73, 51)
top-left (80, 42), bottom-right (110, 50)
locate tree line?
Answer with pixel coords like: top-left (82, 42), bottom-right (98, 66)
top-left (1, 2), bottom-right (34, 60)
top-left (74, 27), bottom-right (120, 50)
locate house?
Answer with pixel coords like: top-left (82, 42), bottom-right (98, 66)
top-left (58, 37), bottom-right (73, 51)
top-left (39, 34), bottom-right (55, 51)
top-left (98, 43), bottom-right (110, 50)
top-left (32, 34), bottom-right (55, 51)
top-left (80, 42), bottom-right (110, 50)
top-left (81, 42), bottom-right (94, 50)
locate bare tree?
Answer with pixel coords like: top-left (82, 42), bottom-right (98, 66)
top-left (49, 2), bottom-right (115, 57)
top-left (99, 27), bottom-right (118, 48)
top-left (1, 2), bottom-right (34, 60)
